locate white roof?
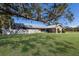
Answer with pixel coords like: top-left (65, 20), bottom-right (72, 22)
top-left (47, 25), bottom-right (56, 28)
top-left (28, 25), bottom-right (57, 29)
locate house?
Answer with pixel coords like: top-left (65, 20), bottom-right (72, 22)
top-left (12, 23), bottom-right (63, 33)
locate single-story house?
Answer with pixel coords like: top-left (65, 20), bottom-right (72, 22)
top-left (12, 23), bottom-right (64, 33)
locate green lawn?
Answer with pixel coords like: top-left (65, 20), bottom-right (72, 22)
top-left (0, 32), bottom-right (79, 56)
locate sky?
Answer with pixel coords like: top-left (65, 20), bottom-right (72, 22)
top-left (58, 3), bottom-right (79, 27)
top-left (12, 16), bottom-right (47, 27)
top-left (12, 3), bottom-right (79, 28)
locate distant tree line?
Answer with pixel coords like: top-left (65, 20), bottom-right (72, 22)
top-left (65, 26), bottom-right (79, 32)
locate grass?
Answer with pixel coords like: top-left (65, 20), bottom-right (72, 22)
top-left (0, 32), bottom-right (79, 56)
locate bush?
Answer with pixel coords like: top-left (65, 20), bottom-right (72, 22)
top-left (62, 29), bottom-right (66, 33)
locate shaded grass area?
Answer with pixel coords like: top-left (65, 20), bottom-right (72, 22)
top-left (0, 32), bottom-right (79, 56)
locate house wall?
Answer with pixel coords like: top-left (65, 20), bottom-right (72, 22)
top-left (27, 29), bottom-right (41, 34)
top-left (46, 28), bottom-right (56, 33)
top-left (1, 28), bottom-right (42, 35)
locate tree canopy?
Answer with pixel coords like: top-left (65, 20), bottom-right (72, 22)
top-left (0, 3), bottom-right (74, 28)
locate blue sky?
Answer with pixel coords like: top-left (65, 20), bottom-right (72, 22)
top-left (69, 3), bottom-right (79, 27)
top-left (12, 4), bottom-right (79, 27)
top-left (12, 16), bottom-right (47, 27)
top-left (58, 3), bottom-right (79, 27)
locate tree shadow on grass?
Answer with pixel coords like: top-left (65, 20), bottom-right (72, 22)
top-left (54, 40), bottom-right (76, 49)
